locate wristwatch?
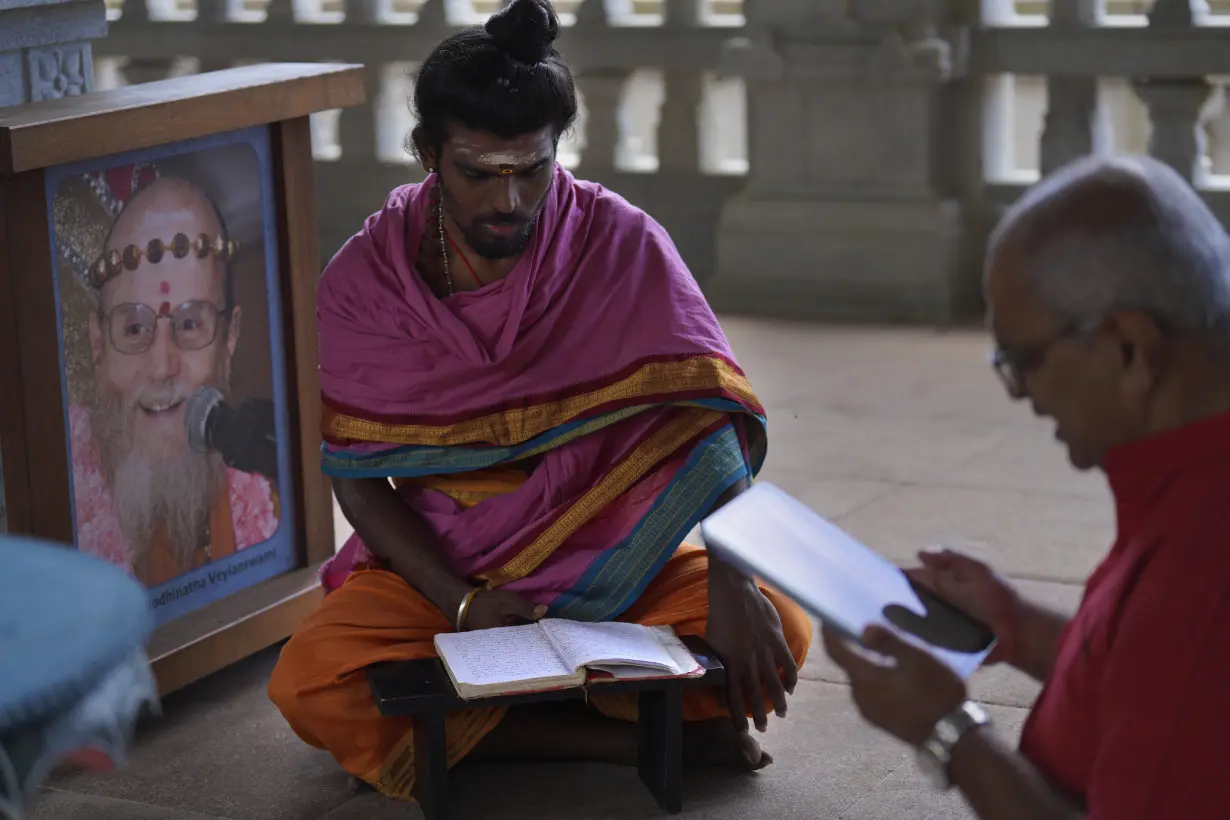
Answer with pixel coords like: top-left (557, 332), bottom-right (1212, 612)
top-left (916, 700), bottom-right (989, 790)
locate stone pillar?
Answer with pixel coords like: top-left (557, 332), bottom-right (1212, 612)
top-left (0, 0), bottom-right (107, 530)
top-left (706, 0), bottom-right (975, 323)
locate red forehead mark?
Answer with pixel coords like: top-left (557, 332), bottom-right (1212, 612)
top-left (159, 280), bottom-right (170, 294)
top-left (158, 301), bottom-right (171, 316)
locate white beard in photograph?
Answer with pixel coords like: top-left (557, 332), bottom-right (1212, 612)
top-left (91, 373), bottom-right (230, 572)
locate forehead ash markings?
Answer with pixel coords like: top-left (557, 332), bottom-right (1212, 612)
top-left (450, 137), bottom-right (548, 169)
top-left (474, 150), bottom-right (546, 167)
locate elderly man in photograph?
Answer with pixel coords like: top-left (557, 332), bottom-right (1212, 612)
top-left (268, 0), bottom-right (811, 801)
top-left (822, 153), bottom-right (1230, 819)
top-left (56, 163), bottom-right (278, 588)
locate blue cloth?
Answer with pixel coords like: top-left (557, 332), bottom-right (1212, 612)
top-left (0, 534), bottom-right (158, 819)
top-left (0, 534), bottom-right (152, 732)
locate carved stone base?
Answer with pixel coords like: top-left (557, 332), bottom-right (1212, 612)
top-left (0, 0), bottom-right (106, 106)
top-left (707, 194), bottom-right (972, 323)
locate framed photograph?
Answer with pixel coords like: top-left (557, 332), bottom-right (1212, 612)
top-left (0, 64), bottom-right (366, 693)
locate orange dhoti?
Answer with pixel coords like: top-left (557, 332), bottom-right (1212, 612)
top-left (268, 544), bottom-right (812, 801)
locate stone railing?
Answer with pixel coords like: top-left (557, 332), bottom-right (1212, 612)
top-left (92, 0), bottom-right (750, 280)
top-left (707, 0), bottom-right (1230, 322)
top-left (83, 0), bottom-right (1230, 307)
top-left (981, 0), bottom-right (1230, 228)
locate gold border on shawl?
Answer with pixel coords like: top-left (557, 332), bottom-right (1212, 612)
top-left (323, 356), bottom-right (756, 447)
top-left (479, 408), bottom-right (724, 587)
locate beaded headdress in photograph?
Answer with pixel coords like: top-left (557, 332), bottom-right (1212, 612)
top-left (53, 162), bottom-right (241, 298)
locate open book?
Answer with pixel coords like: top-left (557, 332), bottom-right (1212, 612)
top-left (434, 619), bottom-right (704, 700)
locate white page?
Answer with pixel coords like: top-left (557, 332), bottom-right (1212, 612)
top-left (540, 620), bottom-right (681, 673)
top-left (434, 624), bottom-right (574, 686)
top-left (588, 626), bottom-right (700, 678)
top-left (700, 482), bottom-right (995, 679)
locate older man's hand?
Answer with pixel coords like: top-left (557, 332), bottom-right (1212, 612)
top-left (906, 548), bottom-right (1023, 666)
top-left (822, 623), bottom-right (966, 747)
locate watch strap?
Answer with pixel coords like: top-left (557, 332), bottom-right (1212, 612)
top-left (918, 701), bottom-right (989, 789)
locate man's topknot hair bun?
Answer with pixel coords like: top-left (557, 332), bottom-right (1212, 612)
top-left (484, 0), bottom-right (561, 65)
top-left (410, 0), bottom-right (577, 150)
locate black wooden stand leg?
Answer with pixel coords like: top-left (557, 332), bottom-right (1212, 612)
top-left (637, 686), bottom-right (684, 813)
top-left (413, 712), bottom-right (449, 820)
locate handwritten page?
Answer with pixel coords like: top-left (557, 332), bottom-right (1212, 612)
top-left (540, 620), bottom-right (681, 673)
top-left (588, 627), bottom-right (701, 678)
top-left (435, 624), bottom-right (574, 687)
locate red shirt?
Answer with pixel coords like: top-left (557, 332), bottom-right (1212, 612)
top-left (1018, 412), bottom-right (1230, 819)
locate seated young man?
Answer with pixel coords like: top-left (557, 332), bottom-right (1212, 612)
top-left (268, 0), bottom-right (811, 800)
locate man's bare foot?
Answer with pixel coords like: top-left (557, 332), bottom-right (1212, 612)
top-left (683, 718), bottom-right (773, 772)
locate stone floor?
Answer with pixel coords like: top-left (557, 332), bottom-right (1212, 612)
top-left (32, 318), bottom-right (1115, 820)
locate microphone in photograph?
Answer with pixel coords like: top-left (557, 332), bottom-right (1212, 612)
top-left (186, 386), bottom-right (280, 481)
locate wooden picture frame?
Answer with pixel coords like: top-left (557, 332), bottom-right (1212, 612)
top-left (0, 63), bottom-right (365, 694)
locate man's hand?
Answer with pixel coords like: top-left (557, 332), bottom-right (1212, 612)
top-left (705, 559), bottom-right (798, 733)
top-left (461, 588), bottom-right (548, 632)
top-left (907, 547), bottom-right (1022, 666)
top-left (822, 623), bottom-right (966, 747)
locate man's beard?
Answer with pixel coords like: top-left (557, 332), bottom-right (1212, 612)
top-left (91, 375), bottom-right (228, 572)
top-left (456, 177), bottom-right (552, 260)
top-left (462, 218), bottom-right (538, 260)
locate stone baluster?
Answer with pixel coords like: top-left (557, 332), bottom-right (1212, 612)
top-left (662, 0), bottom-right (703, 27)
top-left (1038, 0), bottom-right (1109, 175)
top-left (265, 0), bottom-right (294, 23)
top-left (414, 0), bottom-right (450, 38)
top-left (1136, 79), bottom-right (1214, 183)
top-left (1040, 77), bottom-right (1110, 175)
top-left (119, 0), bottom-right (148, 22)
top-left (190, 0), bottom-right (235, 69)
top-left (1132, 0), bottom-right (1212, 182)
top-left (573, 0), bottom-right (606, 30)
top-left (657, 71), bottom-right (703, 174)
top-left (656, 0), bottom-right (704, 175)
top-left (197, 0), bottom-right (232, 23)
top-left (343, 0), bottom-right (381, 23)
top-left (576, 71), bottom-right (628, 177)
top-left (337, 63), bottom-right (383, 163)
top-left (573, 0), bottom-right (617, 177)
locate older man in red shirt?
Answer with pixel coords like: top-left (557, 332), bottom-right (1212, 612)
top-left (823, 153), bottom-right (1230, 819)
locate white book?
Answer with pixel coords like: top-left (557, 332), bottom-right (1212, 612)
top-left (434, 619), bottom-right (704, 700)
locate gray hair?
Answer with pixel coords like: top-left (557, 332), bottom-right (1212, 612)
top-left (987, 154), bottom-right (1230, 342)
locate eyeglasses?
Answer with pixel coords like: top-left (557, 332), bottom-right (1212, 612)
top-left (99, 300), bottom-right (230, 355)
top-left (989, 319), bottom-right (1098, 397)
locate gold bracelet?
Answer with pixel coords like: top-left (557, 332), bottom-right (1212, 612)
top-left (455, 587), bottom-right (480, 631)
